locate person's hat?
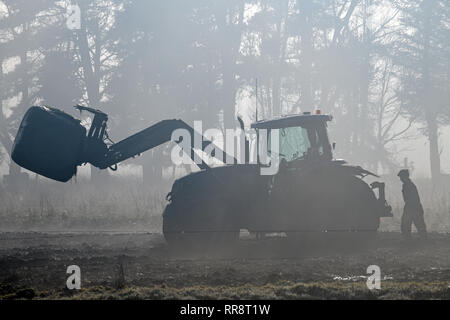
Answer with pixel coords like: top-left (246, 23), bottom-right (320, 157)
top-left (397, 169), bottom-right (409, 178)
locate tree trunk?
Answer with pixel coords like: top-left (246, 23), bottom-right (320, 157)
top-left (298, 1), bottom-right (313, 110)
top-left (272, 77), bottom-right (281, 117)
top-left (271, 0), bottom-right (288, 117)
top-left (219, 3), bottom-right (244, 130)
top-left (5, 49), bottom-right (30, 186)
top-left (76, 4), bottom-right (108, 183)
top-left (222, 56), bottom-right (237, 130)
top-left (422, 1), bottom-right (440, 183)
top-left (426, 115), bottom-right (441, 183)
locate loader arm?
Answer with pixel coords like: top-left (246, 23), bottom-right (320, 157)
top-left (93, 119), bottom-right (235, 171)
top-left (11, 106), bottom-right (238, 182)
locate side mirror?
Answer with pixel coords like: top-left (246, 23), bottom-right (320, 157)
top-left (332, 142), bottom-right (336, 151)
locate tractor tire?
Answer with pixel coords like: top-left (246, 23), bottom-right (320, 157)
top-left (162, 202), bottom-right (239, 249)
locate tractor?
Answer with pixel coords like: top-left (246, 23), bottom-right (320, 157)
top-left (11, 106), bottom-right (392, 248)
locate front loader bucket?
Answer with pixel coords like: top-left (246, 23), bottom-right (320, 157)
top-left (11, 106), bottom-right (86, 182)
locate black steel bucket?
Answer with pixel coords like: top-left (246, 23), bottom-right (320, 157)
top-left (11, 106), bottom-right (86, 182)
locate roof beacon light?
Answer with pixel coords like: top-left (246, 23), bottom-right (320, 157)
top-left (314, 109), bottom-right (322, 115)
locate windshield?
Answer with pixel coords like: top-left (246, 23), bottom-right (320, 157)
top-left (268, 126), bottom-right (311, 162)
top-left (266, 124), bottom-right (331, 162)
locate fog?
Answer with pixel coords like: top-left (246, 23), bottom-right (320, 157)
top-left (2, 2), bottom-right (450, 303)
top-left (1, 0), bottom-right (450, 232)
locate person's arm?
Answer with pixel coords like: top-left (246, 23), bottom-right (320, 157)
top-left (404, 182), bottom-right (421, 206)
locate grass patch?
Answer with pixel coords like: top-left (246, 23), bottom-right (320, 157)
top-left (11, 281), bottom-right (449, 300)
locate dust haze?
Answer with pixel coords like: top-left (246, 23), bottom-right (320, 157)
top-left (1, 0), bottom-right (450, 300)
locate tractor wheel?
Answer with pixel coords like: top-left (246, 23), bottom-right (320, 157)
top-left (162, 202), bottom-right (239, 249)
top-left (287, 174), bottom-right (380, 250)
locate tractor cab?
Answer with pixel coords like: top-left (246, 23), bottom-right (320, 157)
top-left (251, 112), bottom-right (333, 164)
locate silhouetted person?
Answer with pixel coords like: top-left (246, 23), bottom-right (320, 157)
top-left (397, 169), bottom-right (427, 239)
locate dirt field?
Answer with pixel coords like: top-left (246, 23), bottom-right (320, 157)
top-left (0, 231), bottom-right (449, 300)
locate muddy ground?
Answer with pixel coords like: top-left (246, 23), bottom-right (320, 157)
top-left (0, 231), bottom-right (449, 300)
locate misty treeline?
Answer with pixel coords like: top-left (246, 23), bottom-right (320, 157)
top-left (0, 0), bottom-right (450, 186)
